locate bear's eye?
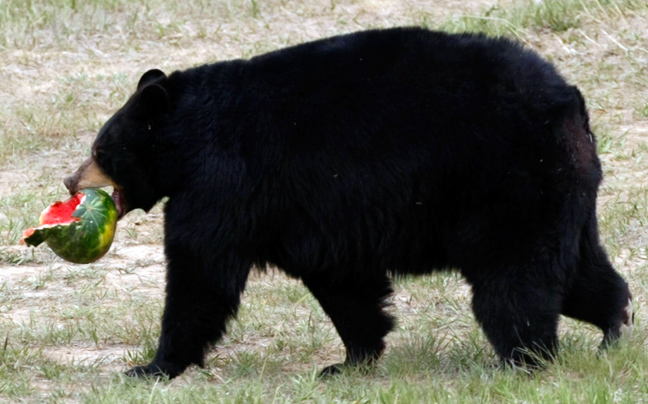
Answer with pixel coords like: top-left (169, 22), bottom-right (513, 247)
top-left (93, 148), bottom-right (107, 161)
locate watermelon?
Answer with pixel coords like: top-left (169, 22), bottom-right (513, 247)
top-left (21, 188), bottom-right (118, 264)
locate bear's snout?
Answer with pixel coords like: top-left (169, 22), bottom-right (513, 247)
top-left (64, 157), bottom-right (116, 195)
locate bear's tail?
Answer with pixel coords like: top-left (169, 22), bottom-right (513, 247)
top-left (558, 85), bottom-right (602, 190)
top-left (571, 86), bottom-right (592, 137)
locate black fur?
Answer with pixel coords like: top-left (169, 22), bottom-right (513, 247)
top-left (82, 27), bottom-right (631, 378)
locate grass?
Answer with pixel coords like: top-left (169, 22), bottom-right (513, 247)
top-left (0, 0), bottom-right (647, 402)
top-left (437, 0), bottom-right (646, 35)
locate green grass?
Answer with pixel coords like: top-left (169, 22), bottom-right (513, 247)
top-left (435, 0), bottom-right (648, 37)
top-left (0, 0), bottom-right (647, 402)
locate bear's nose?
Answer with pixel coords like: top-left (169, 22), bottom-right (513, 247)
top-left (64, 174), bottom-right (77, 195)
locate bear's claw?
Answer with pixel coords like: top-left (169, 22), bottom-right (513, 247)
top-left (601, 298), bottom-right (634, 349)
top-left (619, 298), bottom-right (634, 338)
top-left (125, 362), bottom-right (184, 379)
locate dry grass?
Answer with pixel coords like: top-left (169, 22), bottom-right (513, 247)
top-left (0, 0), bottom-right (647, 402)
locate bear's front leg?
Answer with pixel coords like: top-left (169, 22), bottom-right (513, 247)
top-left (126, 246), bottom-right (252, 379)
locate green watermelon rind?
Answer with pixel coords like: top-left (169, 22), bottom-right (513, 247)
top-left (23, 188), bottom-right (118, 264)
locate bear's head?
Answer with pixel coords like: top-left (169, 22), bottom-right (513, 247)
top-left (64, 69), bottom-right (171, 219)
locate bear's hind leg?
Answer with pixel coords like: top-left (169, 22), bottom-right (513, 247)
top-left (468, 267), bottom-right (563, 369)
top-left (126, 248), bottom-right (251, 379)
top-left (301, 274), bottom-right (395, 376)
top-left (561, 220), bottom-right (632, 347)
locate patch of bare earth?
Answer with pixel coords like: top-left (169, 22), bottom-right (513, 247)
top-left (42, 344), bottom-right (128, 372)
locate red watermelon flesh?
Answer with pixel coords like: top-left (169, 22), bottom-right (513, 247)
top-left (40, 193), bottom-right (84, 225)
top-left (21, 193), bottom-right (83, 241)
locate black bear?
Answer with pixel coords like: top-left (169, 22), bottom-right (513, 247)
top-left (64, 27), bottom-right (632, 378)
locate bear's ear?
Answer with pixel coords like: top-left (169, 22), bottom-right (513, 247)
top-left (137, 69), bottom-right (166, 89)
top-left (138, 84), bottom-right (169, 118)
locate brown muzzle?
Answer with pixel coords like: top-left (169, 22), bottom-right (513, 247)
top-left (64, 157), bottom-right (116, 194)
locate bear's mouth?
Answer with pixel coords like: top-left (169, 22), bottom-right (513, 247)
top-left (63, 156), bottom-right (129, 220)
top-left (111, 188), bottom-right (127, 220)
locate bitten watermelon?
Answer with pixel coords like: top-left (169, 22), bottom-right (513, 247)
top-left (22, 188), bottom-right (118, 264)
